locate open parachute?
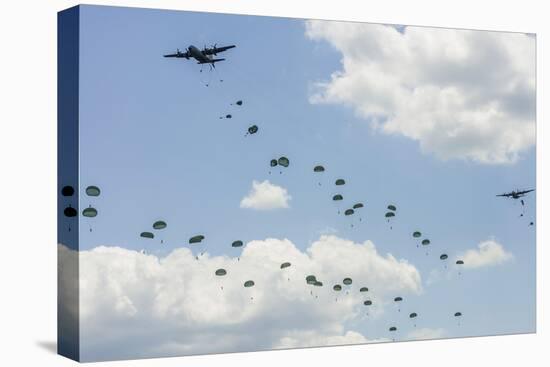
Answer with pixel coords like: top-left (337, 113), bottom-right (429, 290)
top-left (189, 235), bottom-right (205, 244)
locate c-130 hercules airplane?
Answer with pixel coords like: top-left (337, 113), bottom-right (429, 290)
top-left (163, 44), bottom-right (236, 67)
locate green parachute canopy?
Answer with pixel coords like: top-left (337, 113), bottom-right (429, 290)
top-left (344, 209), bottom-right (355, 216)
top-left (61, 186), bottom-right (75, 197)
top-left (82, 207), bottom-right (98, 217)
top-left (353, 203), bottom-right (364, 209)
top-left (234, 100), bottom-right (243, 106)
top-left (225, 114), bottom-right (232, 119)
top-left (440, 254), bottom-right (448, 260)
top-left (394, 297), bottom-right (403, 302)
top-left (387, 204), bottom-right (397, 211)
top-left (140, 232), bottom-right (154, 239)
top-left (189, 235), bottom-right (205, 244)
top-left (454, 312), bottom-right (462, 317)
top-left (389, 326), bottom-right (397, 332)
top-left (313, 165), bottom-right (325, 172)
top-left (332, 194), bottom-right (343, 201)
top-left (306, 275), bottom-right (317, 285)
top-left (343, 278), bottom-right (352, 285)
top-left (409, 312), bottom-right (418, 318)
top-left (314, 281), bottom-right (323, 287)
top-left (278, 156), bottom-right (290, 167)
top-left (360, 287), bottom-right (369, 292)
top-left (413, 231), bottom-right (422, 238)
top-left (270, 159), bottom-right (278, 167)
top-left (248, 125), bottom-right (258, 134)
top-left (364, 300), bottom-right (373, 306)
top-left (64, 207), bottom-right (77, 217)
top-left (422, 239), bottom-right (431, 246)
top-left (244, 280), bottom-right (255, 288)
top-left (280, 262), bottom-right (291, 269)
top-left (85, 186), bottom-right (100, 197)
top-left (153, 220), bottom-right (167, 230)
top-left (215, 269), bottom-right (227, 276)
top-left (385, 212), bottom-right (395, 218)
top-left (335, 179), bottom-right (346, 186)
top-left (231, 240), bottom-right (243, 248)
top-left (456, 260), bottom-right (464, 265)
top-left (333, 284), bottom-right (342, 291)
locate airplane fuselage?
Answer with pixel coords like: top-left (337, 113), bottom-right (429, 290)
top-left (188, 45), bottom-right (214, 64)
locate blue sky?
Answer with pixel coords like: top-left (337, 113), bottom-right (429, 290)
top-left (75, 5), bottom-right (535, 360)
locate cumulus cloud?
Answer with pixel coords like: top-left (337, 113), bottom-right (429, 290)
top-left (305, 21), bottom-right (535, 164)
top-left (407, 328), bottom-right (446, 340)
top-left (459, 239), bottom-right (513, 269)
top-left (62, 235), bottom-right (422, 361)
top-left (275, 330), bottom-right (388, 349)
top-left (240, 180), bottom-right (291, 210)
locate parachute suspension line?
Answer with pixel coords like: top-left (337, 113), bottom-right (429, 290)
top-left (213, 65), bottom-right (223, 83)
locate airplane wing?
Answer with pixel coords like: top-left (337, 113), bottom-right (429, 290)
top-left (198, 58), bottom-right (225, 64)
top-left (496, 193), bottom-right (512, 197)
top-left (202, 45), bottom-right (236, 55)
top-left (518, 189), bottom-right (535, 195)
top-left (163, 50), bottom-right (190, 58)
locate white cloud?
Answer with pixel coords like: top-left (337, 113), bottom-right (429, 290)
top-left (275, 330), bottom-right (388, 349)
top-left (407, 328), bottom-right (446, 340)
top-left (305, 21), bottom-right (535, 164)
top-left (459, 239), bottom-right (513, 269)
top-left (61, 235), bottom-right (422, 361)
top-left (240, 180), bottom-right (291, 210)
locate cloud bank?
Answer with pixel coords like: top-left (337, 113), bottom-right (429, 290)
top-left (62, 235), bottom-right (422, 361)
top-left (305, 21), bottom-right (535, 164)
top-left (459, 238), bottom-right (514, 269)
top-left (407, 327), bottom-right (446, 340)
top-left (240, 180), bottom-right (291, 210)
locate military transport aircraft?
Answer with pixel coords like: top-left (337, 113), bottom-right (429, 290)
top-left (163, 44), bottom-right (236, 67)
top-left (496, 189), bottom-right (535, 200)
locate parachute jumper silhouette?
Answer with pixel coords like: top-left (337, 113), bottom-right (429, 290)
top-left (244, 280), bottom-right (255, 300)
top-left (280, 262), bottom-right (291, 281)
top-left (269, 156), bottom-right (289, 174)
top-left (313, 165), bottom-right (325, 186)
top-left (351, 202), bottom-right (365, 224)
top-left (409, 312), bottom-right (418, 327)
top-left (456, 259), bottom-right (464, 275)
top-left (454, 312), bottom-right (463, 326)
top-left (332, 194), bottom-right (344, 214)
top-left (333, 284), bottom-right (342, 301)
top-left (422, 238), bottom-right (431, 255)
top-left (61, 185), bottom-right (77, 231)
top-left (342, 277), bottom-right (352, 295)
top-left (232, 240), bottom-right (243, 260)
top-left (215, 268), bottom-right (227, 290)
top-left (440, 253), bottom-right (449, 268)
top-left (189, 234), bottom-right (206, 258)
top-left (394, 296), bottom-right (403, 312)
top-left (83, 185), bottom-right (100, 232)
top-left (385, 204), bottom-right (397, 229)
top-left (389, 326), bottom-right (398, 341)
top-left (153, 220), bottom-right (167, 244)
top-left (246, 124), bottom-right (258, 136)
